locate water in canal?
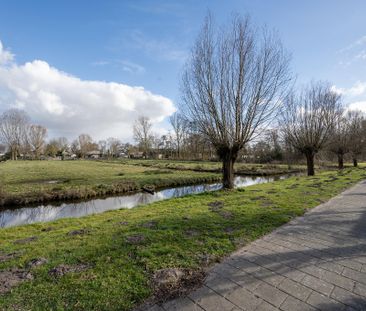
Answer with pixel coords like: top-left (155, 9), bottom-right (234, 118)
top-left (0, 174), bottom-right (293, 228)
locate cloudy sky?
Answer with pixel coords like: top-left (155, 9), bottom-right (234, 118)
top-left (0, 0), bottom-right (365, 141)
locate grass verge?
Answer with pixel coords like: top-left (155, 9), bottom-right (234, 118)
top-left (0, 168), bottom-right (365, 310)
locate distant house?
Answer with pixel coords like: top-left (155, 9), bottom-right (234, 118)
top-left (129, 151), bottom-right (144, 159)
top-left (86, 150), bottom-right (101, 159)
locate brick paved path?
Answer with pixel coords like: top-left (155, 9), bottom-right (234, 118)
top-left (149, 180), bottom-right (366, 311)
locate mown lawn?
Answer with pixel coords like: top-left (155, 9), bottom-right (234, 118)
top-left (0, 160), bottom-right (220, 207)
top-left (0, 168), bottom-right (365, 310)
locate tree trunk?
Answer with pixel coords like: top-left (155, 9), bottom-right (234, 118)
top-left (305, 151), bottom-right (315, 176)
top-left (353, 158), bottom-right (358, 167)
top-left (220, 147), bottom-right (239, 189)
top-left (338, 153), bottom-right (344, 169)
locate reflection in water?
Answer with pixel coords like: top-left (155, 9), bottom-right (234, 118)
top-left (0, 174), bottom-right (292, 228)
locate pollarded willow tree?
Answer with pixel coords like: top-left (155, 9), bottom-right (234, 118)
top-left (282, 82), bottom-right (343, 176)
top-left (346, 110), bottom-right (365, 167)
top-left (180, 14), bottom-right (292, 189)
top-left (328, 116), bottom-right (350, 169)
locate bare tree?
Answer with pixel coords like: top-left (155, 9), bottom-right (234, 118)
top-left (328, 116), bottom-right (349, 169)
top-left (28, 125), bottom-right (47, 159)
top-left (107, 137), bottom-right (121, 158)
top-left (169, 112), bottom-right (187, 158)
top-left (78, 134), bottom-right (95, 158)
top-left (344, 110), bottom-right (365, 167)
top-left (180, 14), bottom-right (291, 188)
top-left (282, 82), bottom-right (343, 175)
top-left (0, 109), bottom-right (30, 160)
top-left (133, 116), bottom-right (153, 158)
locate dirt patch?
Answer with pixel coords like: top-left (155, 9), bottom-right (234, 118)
top-left (14, 236), bottom-right (38, 245)
top-left (261, 200), bottom-right (274, 207)
top-left (117, 221), bottom-right (129, 226)
top-left (140, 221), bottom-right (158, 229)
top-left (286, 184), bottom-right (299, 189)
top-left (152, 268), bottom-right (206, 302)
top-left (218, 210), bottom-right (233, 219)
top-left (309, 183), bottom-right (322, 188)
top-left (125, 234), bottom-right (145, 245)
top-left (184, 230), bottom-right (199, 237)
top-left (48, 263), bottom-right (91, 278)
top-left (0, 252), bottom-right (19, 263)
top-left (250, 196), bottom-right (266, 201)
top-left (67, 229), bottom-right (90, 236)
top-left (224, 227), bottom-right (235, 234)
top-left (41, 227), bottom-right (54, 232)
top-left (208, 201), bottom-right (224, 209)
top-left (0, 269), bottom-right (33, 294)
top-left (27, 258), bottom-right (48, 268)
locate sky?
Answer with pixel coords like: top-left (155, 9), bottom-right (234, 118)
top-left (0, 0), bottom-right (366, 142)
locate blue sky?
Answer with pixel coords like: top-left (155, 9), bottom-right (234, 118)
top-left (0, 0), bottom-right (365, 140)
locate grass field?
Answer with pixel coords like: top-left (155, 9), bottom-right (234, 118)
top-left (118, 159), bottom-right (307, 175)
top-left (0, 167), bottom-right (364, 310)
top-left (0, 160), bottom-right (220, 207)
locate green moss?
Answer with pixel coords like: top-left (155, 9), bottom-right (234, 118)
top-left (0, 167), bottom-right (365, 310)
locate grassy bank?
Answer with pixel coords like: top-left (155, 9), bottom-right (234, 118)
top-left (0, 168), bottom-right (365, 310)
top-left (118, 159), bottom-right (306, 175)
top-left (0, 161), bottom-right (220, 207)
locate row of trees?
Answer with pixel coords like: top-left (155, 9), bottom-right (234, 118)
top-left (0, 109), bottom-right (47, 160)
top-left (177, 13), bottom-right (366, 187)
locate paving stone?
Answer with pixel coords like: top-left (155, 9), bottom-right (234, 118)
top-left (336, 259), bottom-right (362, 272)
top-left (300, 274), bottom-right (334, 296)
top-left (353, 282), bottom-right (366, 298)
top-left (205, 273), bottom-right (238, 297)
top-left (330, 286), bottom-right (366, 310)
top-left (279, 296), bottom-right (316, 311)
top-left (255, 301), bottom-right (278, 311)
top-left (342, 267), bottom-right (366, 285)
top-left (147, 305), bottom-right (165, 311)
top-left (162, 297), bottom-right (204, 311)
top-left (228, 271), bottom-right (263, 292)
top-left (251, 267), bottom-right (285, 287)
top-left (278, 278), bottom-right (312, 301)
top-left (316, 261), bottom-right (345, 275)
top-left (321, 269), bottom-right (355, 291)
top-left (225, 285), bottom-right (263, 310)
top-left (306, 291), bottom-right (348, 311)
top-left (253, 283), bottom-right (288, 307)
top-left (189, 286), bottom-right (237, 311)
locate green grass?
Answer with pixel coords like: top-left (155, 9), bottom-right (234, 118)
top-left (0, 160), bottom-right (220, 206)
top-left (0, 167), bottom-right (365, 310)
top-left (118, 159), bottom-right (306, 175)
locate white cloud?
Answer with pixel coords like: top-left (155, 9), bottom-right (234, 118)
top-left (332, 81), bottom-right (366, 97)
top-left (348, 101), bottom-right (366, 113)
top-left (338, 35), bottom-right (366, 53)
top-left (0, 41), bottom-right (14, 65)
top-left (118, 60), bottom-right (145, 74)
top-left (0, 40), bottom-right (176, 141)
top-left (332, 81), bottom-right (366, 113)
